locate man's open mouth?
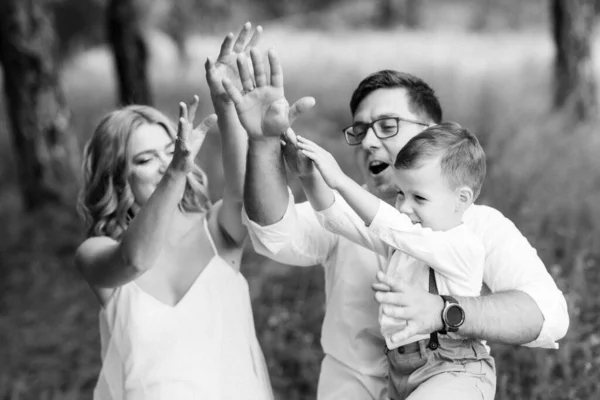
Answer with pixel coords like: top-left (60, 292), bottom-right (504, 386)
top-left (369, 161), bottom-right (390, 175)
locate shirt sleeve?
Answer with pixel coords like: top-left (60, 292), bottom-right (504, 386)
top-left (466, 205), bottom-right (569, 349)
top-left (314, 192), bottom-right (390, 257)
top-left (369, 200), bottom-right (485, 288)
top-left (241, 188), bottom-right (338, 266)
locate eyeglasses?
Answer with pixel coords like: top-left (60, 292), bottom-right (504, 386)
top-left (342, 116), bottom-right (429, 146)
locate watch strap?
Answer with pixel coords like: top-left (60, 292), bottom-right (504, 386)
top-left (427, 267), bottom-right (440, 350)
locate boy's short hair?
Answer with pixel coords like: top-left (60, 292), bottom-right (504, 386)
top-left (394, 122), bottom-right (487, 200)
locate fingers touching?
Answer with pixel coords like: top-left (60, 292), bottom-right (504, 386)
top-left (246, 25), bottom-right (263, 50)
top-left (222, 78), bottom-right (244, 106)
top-left (197, 113), bottom-right (218, 133)
top-left (237, 54), bottom-right (255, 92)
top-left (289, 97), bottom-right (316, 124)
top-left (251, 48), bottom-right (268, 88)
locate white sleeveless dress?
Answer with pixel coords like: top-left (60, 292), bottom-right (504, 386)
top-left (93, 219), bottom-right (273, 400)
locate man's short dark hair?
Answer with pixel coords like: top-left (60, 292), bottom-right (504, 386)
top-left (349, 70), bottom-right (443, 124)
top-left (394, 122), bottom-right (487, 200)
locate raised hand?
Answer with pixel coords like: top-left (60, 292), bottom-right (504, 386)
top-left (205, 22), bottom-right (262, 106)
top-left (170, 95), bottom-right (218, 173)
top-left (281, 128), bottom-right (315, 178)
top-left (222, 48), bottom-right (315, 139)
top-left (296, 135), bottom-right (347, 189)
top-left (373, 271), bottom-right (445, 345)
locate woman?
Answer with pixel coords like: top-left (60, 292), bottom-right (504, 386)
top-left (75, 24), bottom-right (273, 399)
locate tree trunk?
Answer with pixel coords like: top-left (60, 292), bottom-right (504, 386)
top-left (107, 0), bottom-right (152, 106)
top-left (550, 0), bottom-right (597, 120)
top-left (404, 0), bottom-right (421, 29)
top-left (377, 0), bottom-right (421, 29)
top-left (377, 0), bottom-right (397, 28)
top-left (0, 0), bottom-right (80, 211)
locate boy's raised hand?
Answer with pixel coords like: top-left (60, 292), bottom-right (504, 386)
top-left (222, 48), bottom-right (314, 139)
top-left (296, 135), bottom-right (348, 190)
top-left (281, 128), bottom-right (315, 178)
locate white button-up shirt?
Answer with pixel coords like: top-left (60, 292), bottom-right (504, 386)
top-left (242, 190), bottom-right (569, 400)
top-left (316, 195), bottom-right (485, 350)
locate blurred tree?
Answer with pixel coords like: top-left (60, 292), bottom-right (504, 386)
top-left (257, 0), bottom-right (342, 19)
top-left (0, 0), bottom-right (80, 210)
top-left (377, 0), bottom-right (421, 28)
top-left (550, 0), bottom-right (597, 120)
top-left (50, 0), bottom-right (106, 57)
top-left (107, 0), bottom-right (152, 105)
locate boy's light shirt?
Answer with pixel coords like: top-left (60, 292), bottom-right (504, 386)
top-left (317, 196), bottom-right (485, 350)
top-left (242, 189), bottom-right (568, 400)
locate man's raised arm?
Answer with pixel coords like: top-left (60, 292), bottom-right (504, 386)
top-left (222, 48), bottom-right (315, 227)
top-left (245, 137), bottom-right (290, 226)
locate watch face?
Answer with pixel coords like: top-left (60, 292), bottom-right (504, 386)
top-left (446, 304), bottom-right (465, 327)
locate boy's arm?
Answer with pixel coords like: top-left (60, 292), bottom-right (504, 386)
top-left (294, 135), bottom-right (388, 256)
top-left (375, 205), bottom-right (569, 347)
top-left (296, 135), bottom-right (380, 223)
top-left (368, 201), bottom-right (483, 286)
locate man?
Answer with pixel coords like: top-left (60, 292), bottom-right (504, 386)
top-left (224, 52), bottom-right (569, 399)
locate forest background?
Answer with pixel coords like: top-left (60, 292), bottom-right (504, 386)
top-left (0, 0), bottom-right (599, 399)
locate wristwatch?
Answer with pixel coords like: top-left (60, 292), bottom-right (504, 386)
top-left (439, 295), bottom-right (465, 334)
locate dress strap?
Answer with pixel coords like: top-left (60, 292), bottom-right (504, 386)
top-left (203, 217), bottom-right (219, 256)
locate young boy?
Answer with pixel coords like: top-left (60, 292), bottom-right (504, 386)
top-left (295, 121), bottom-right (494, 399)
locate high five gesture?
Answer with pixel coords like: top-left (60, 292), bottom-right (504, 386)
top-left (222, 48), bottom-right (315, 139)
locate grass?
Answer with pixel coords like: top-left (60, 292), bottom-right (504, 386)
top-left (1, 26), bottom-right (599, 399)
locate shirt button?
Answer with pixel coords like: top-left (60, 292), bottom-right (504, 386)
top-left (397, 346), bottom-right (405, 354)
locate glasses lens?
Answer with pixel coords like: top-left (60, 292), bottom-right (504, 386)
top-left (374, 118), bottom-right (399, 138)
top-left (344, 127), bottom-right (364, 145)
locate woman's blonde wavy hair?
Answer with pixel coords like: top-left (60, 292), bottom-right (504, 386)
top-left (77, 105), bottom-right (211, 240)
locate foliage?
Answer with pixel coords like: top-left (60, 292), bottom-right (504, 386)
top-left (1, 28), bottom-right (599, 399)
top-left (45, 0), bottom-right (558, 58)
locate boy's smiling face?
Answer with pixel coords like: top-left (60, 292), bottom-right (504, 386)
top-left (394, 157), bottom-right (465, 231)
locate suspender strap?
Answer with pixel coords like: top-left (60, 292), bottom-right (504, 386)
top-left (428, 267), bottom-right (440, 350)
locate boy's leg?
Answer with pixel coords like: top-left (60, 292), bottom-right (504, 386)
top-left (386, 340), bottom-right (429, 400)
top-left (406, 357), bottom-right (496, 400)
top-left (388, 337), bottom-right (496, 400)
top-left (406, 338), bottom-right (496, 400)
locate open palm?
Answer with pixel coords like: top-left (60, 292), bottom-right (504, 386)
top-left (223, 48), bottom-right (315, 140)
top-left (222, 49), bottom-right (289, 137)
top-left (171, 96), bottom-right (217, 173)
top-left (206, 22), bottom-right (262, 105)
top-left (235, 84), bottom-right (289, 138)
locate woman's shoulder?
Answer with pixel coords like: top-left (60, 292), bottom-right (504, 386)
top-left (75, 236), bottom-right (119, 267)
top-left (75, 236), bottom-right (119, 306)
